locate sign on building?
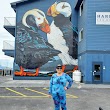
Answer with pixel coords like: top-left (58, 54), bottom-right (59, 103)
top-left (96, 12), bottom-right (110, 25)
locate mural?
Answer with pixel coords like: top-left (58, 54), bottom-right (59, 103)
top-left (14, 0), bottom-right (78, 77)
top-left (47, 1), bottom-right (78, 65)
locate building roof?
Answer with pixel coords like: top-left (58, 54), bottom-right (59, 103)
top-left (11, 0), bottom-right (83, 12)
top-left (11, 0), bottom-right (37, 12)
top-left (11, 0), bottom-right (27, 5)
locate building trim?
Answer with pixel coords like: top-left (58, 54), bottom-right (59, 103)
top-left (75, 0), bottom-right (83, 10)
top-left (2, 50), bottom-right (14, 57)
top-left (78, 50), bottom-right (110, 56)
top-left (79, 28), bottom-right (83, 42)
top-left (4, 26), bottom-right (15, 37)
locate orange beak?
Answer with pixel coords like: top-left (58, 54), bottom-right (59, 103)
top-left (47, 4), bottom-right (60, 17)
top-left (47, 7), bottom-right (52, 16)
top-left (40, 23), bottom-right (50, 33)
top-left (39, 19), bottom-right (50, 33)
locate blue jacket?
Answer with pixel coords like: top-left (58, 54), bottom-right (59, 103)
top-left (49, 73), bottom-right (73, 95)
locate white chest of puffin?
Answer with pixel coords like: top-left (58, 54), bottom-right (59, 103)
top-left (47, 1), bottom-right (78, 66)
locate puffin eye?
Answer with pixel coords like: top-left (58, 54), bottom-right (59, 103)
top-left (62, 5), bottom-right (69, 9)
top-left (38, 18), bottom-right (41, 20)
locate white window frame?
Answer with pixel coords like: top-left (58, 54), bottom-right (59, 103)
top-left (79, 1), bottom-right (83, 16)
top-left (79, 28), bottom-right (83, 42)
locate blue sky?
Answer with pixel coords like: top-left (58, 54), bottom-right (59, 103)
top-left (0, 0), bottom-right (18, 67)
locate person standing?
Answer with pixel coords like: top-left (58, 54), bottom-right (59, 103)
top-left (49, 64), bottom-right (73, 110)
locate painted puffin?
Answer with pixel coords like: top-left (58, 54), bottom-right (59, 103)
top-left (15, 9), bottom-right (60, 76)
top-left (47, 1), bottom-right (78, 71)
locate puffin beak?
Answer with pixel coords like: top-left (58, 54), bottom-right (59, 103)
top-left (47, 4), bottom-right (60, 17)
top-left (47, 7), bottom-right (52, 16)
top-left (39, 19), bottom-right (50, 33)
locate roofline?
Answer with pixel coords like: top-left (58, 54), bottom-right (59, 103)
top-left (11, 0), bottom-right (28, 5)
top-left (11, 0), bottom-right (37, 12)
top-left (11, 0), bottom-right (28, 12)
top-left (11, 0), bottom-right (83, 12)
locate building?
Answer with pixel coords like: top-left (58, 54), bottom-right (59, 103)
top-left (74, 0), bottom-right (110, 84)
top-left (3, 0), bottom-right (110, 83)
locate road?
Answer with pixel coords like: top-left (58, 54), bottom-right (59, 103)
top-left (0, 87), bottom-right (110, 110)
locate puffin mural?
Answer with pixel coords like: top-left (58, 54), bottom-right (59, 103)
top-left (15, 9), bottom-right (60, 76)
top-left (14, 0), bottom-right (78, 77)
top-left (47, 1), bottom-right (78, 71)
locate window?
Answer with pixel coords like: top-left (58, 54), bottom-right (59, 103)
top-left (94, 65), bottom-right (101, 72)
top-left (79, 28), bottom-right (83, 42)
top-left (80, 1), bottom-right (83, 16)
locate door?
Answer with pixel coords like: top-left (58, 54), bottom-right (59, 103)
top-left (92, 62), bottom-right (103, 84)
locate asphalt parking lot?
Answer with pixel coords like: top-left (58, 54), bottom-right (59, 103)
top-left (0, 87), bottom-right (110, 110)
